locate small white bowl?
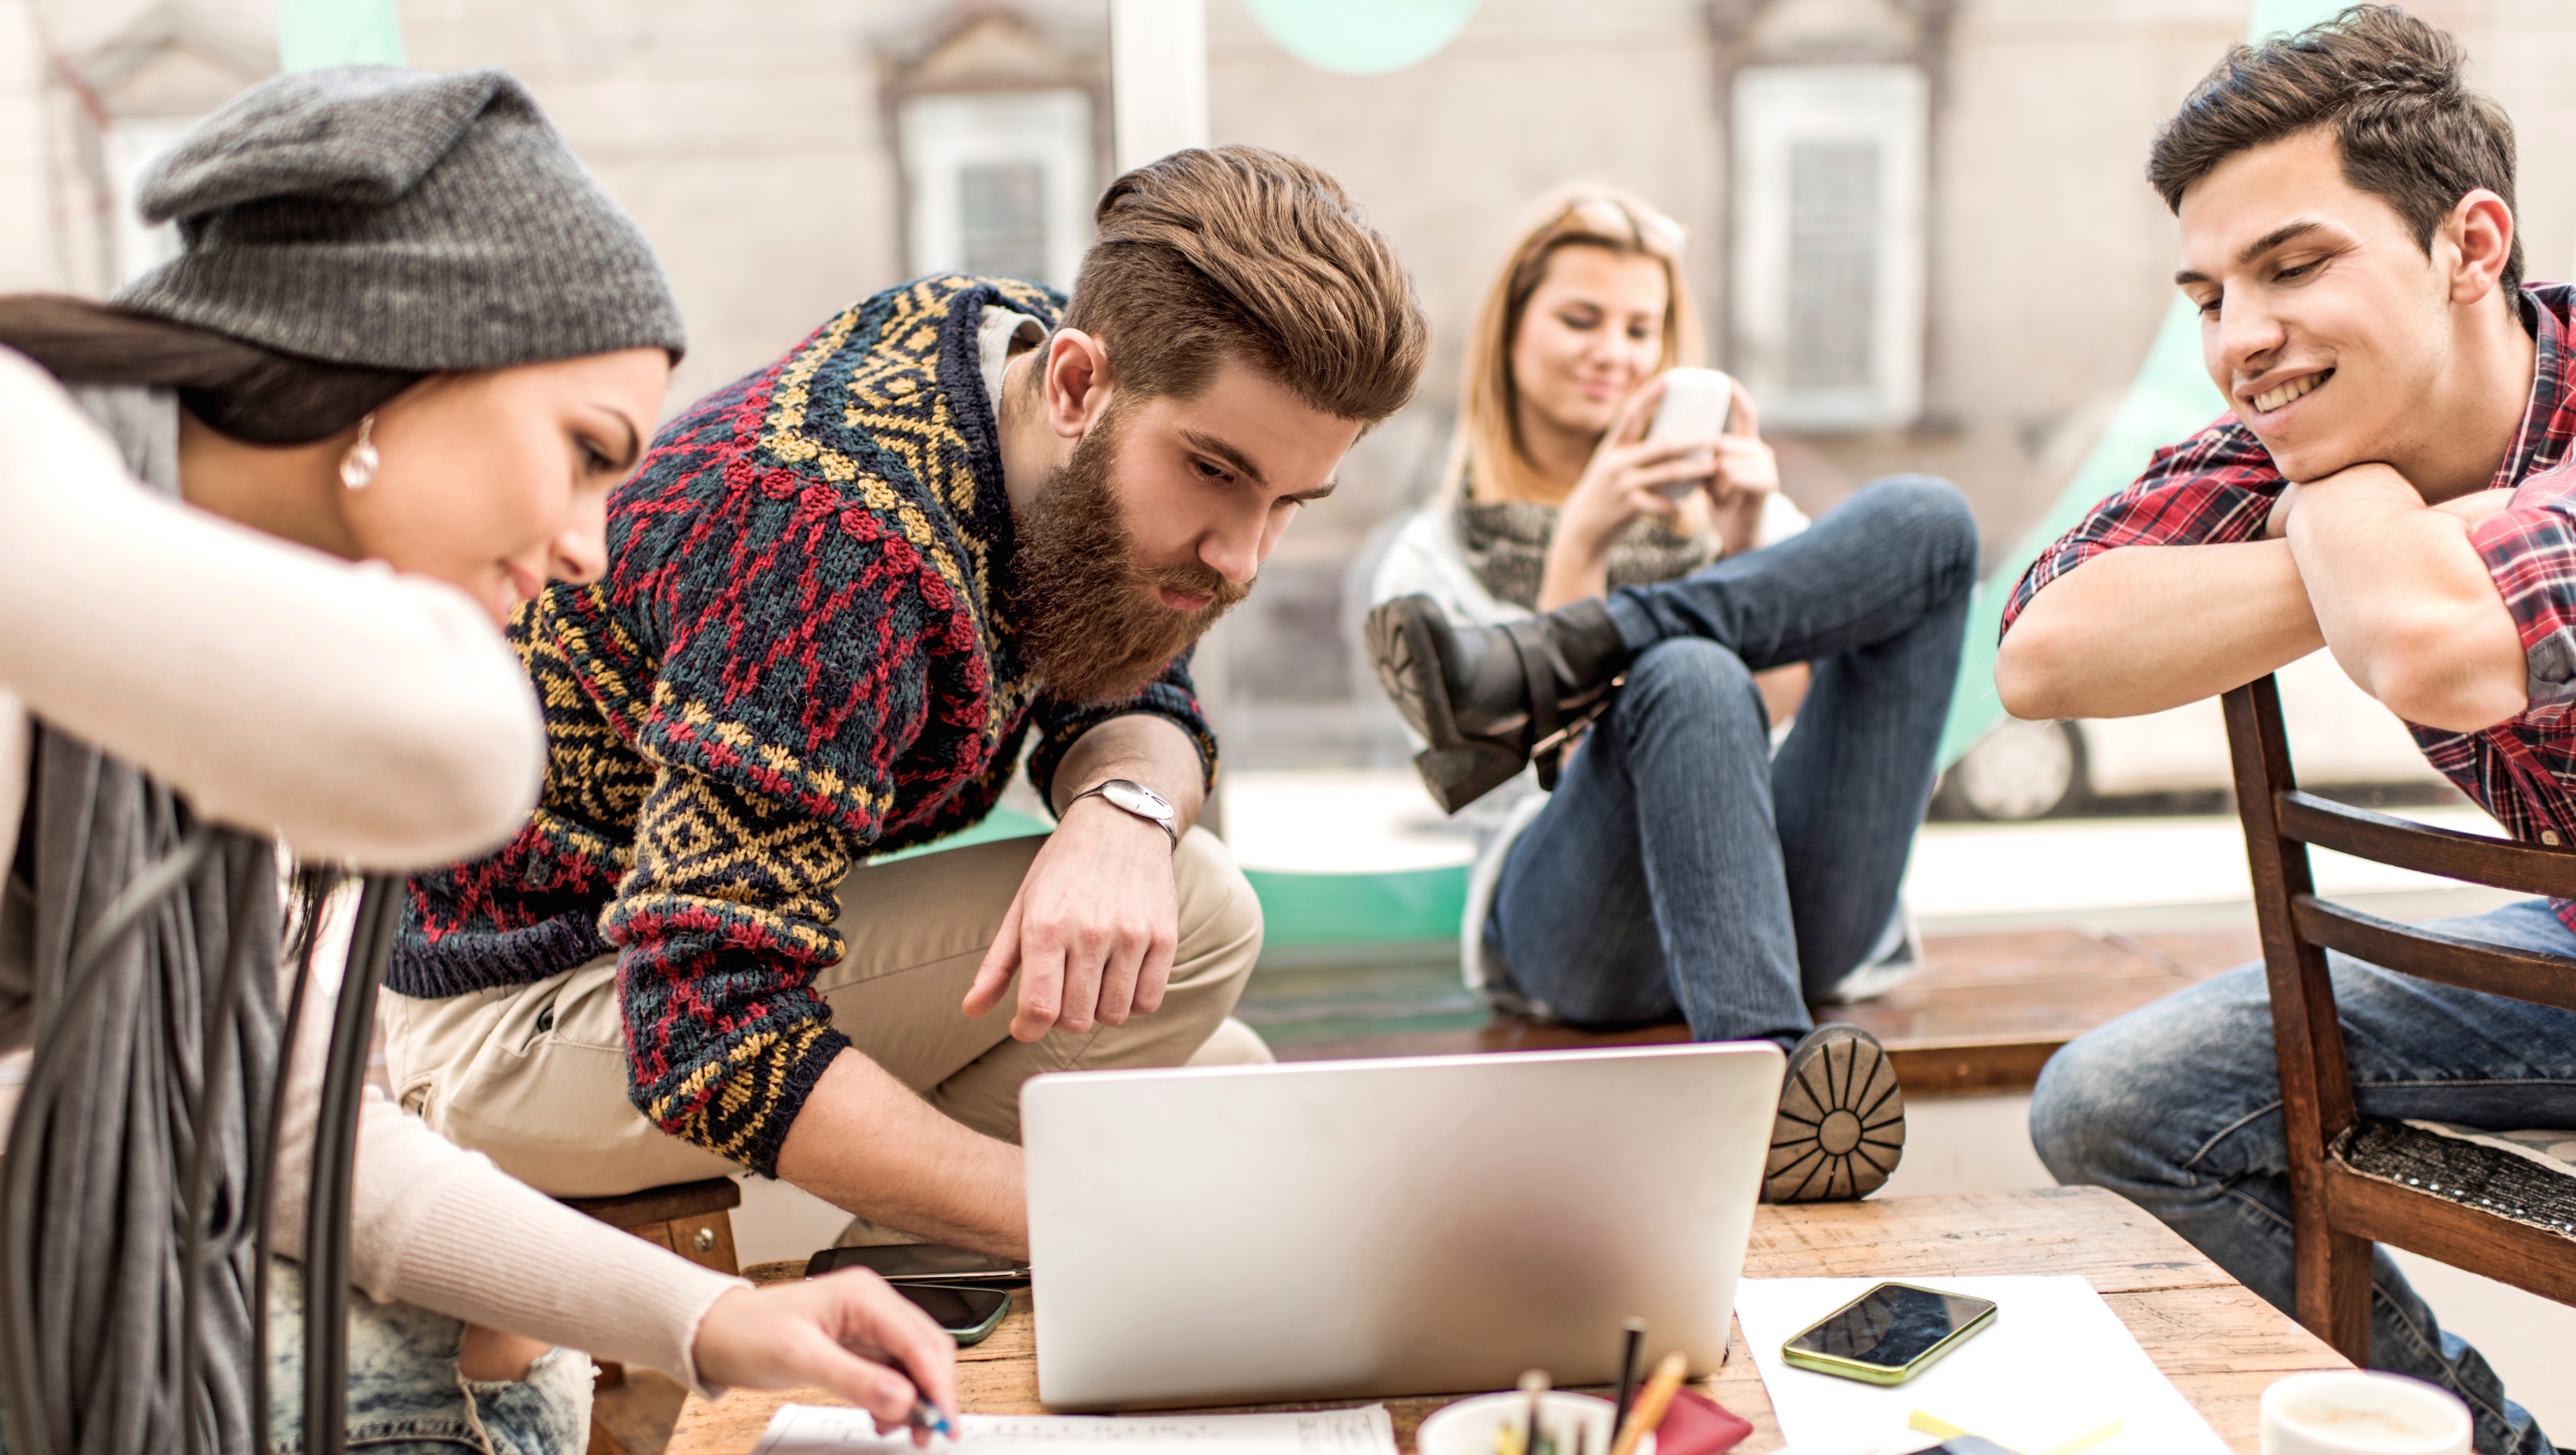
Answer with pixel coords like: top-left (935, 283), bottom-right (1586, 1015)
top-left (2260, 1371), bottom-right (2471, 1455)
top-left (1416, 1391), bottom-right (1655, 1455)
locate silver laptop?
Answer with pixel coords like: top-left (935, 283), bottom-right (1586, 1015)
top-left (1022, 1042), bottom-right (1784, 1411)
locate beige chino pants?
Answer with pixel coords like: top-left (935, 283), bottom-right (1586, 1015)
top-left (379, 828), bottom-right (1268, 1201)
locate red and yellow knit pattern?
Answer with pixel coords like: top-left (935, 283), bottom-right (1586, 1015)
top-left (399, 276), bottom-right (1217, 1176)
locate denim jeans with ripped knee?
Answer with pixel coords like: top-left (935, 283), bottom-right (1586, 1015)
top-left (267, 1257), bottom-right (591, 1455)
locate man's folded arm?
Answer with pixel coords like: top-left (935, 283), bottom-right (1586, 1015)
top-left (1996, 538), bottom-right (2325, 720)
top-left (1996, 421), bottom-right (2325, 721)
top-left (2287, 464), bottom-right (2527, 732)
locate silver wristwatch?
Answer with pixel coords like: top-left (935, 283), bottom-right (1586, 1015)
top-left (1067, 778), bottom-right (1178, 847)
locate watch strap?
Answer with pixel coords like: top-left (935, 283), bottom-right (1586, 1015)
top-left (1067, 780), bottom-right (1178, 847)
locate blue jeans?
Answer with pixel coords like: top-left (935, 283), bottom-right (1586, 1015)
top-left (268, 1258), bottom-right (592, 1454)
top-left (0, 1260), bottom-right (589, 1454)
top-left (1485, 475), bottom-right (1979, 1046)
top-left (2031, 899), bottom-right (2576, 1455)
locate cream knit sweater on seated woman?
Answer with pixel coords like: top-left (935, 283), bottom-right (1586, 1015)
top-left (0, 349), bottom-right (744, 1395)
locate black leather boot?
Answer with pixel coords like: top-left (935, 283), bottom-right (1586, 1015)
top-left (1364, 593), bottom-right (1634, 812)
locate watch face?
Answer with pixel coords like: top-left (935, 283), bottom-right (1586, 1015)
top-left (1100, 779), bottom-right (1175, 822)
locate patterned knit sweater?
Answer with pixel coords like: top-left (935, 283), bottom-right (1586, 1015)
top-left (393, 276), bottom-right (1218, 1176)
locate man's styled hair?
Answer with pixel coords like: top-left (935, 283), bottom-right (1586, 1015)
top-left (1060, 145), bottom-right (1429, 424)
top-left (2148, 5), bottom-right (2522, 293)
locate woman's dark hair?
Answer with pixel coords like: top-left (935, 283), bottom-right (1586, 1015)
top-left (0, 293), bottom-right (422, 444)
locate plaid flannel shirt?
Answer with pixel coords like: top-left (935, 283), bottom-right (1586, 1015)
top-left (2001, 284), bottom-right (2576, 931)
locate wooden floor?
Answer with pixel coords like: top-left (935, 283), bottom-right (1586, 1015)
top-left (1235, 925), bottom-right (2262, 1095)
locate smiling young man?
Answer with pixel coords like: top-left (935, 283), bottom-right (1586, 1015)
top-left (1996, 12), bottom-right (2570, 1452)
top-left (381, 146), bottom-right (1429, 1257)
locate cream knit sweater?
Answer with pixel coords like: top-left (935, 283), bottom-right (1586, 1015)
top-left (0, 349), bottom-right (743, 1394)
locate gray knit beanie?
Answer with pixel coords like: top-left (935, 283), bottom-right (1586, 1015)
top-left (111, 65), bottom-right (685, 370)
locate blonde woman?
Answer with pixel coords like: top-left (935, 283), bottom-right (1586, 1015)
top-left (1367, 188), bottom-right (1977, 1202)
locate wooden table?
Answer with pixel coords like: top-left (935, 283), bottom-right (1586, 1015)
top-left (668, 1187), bottom-right (2348, 1455)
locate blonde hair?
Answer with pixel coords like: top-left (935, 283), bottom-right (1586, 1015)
top-left (1449, 185), bottom-right (1700, 505)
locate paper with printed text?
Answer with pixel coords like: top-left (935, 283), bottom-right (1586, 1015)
top-left (751, 1403), bottom-right (1398, 1455)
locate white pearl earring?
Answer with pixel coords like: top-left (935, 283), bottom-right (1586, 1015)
top-left (339, 414), bottom-right (380, 490)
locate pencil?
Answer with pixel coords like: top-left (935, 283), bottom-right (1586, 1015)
top-left (1611, 1318), bottom-right (1646, 1435)
top-left (1605, 1352), bottom-right (1686, 1455)
top-left (1519, 1369), bottom-right (1549, 1455)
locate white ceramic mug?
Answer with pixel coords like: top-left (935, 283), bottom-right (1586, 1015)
top-left (2261, 1371), bottom-right (2472, 1455)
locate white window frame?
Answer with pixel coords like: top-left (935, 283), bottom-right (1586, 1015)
top-left (1730, 64), bottom-right (1928, 432)
top-left (104, 116), bottom-right (203, 286)
top-left (899, 89), bottom-right (1095, 291)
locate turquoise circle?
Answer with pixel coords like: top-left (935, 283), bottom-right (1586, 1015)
top-left (1245, 0), bottom-right (1480, 76)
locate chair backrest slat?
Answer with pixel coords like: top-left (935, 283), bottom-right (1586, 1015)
top-left (2274, 790), bottom-right (2576, 899)
top-left (2290, 896), bottom-right (2576, 1013)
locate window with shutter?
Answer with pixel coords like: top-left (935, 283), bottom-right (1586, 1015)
top-left (1731, 65), bottom-right (1927, 430)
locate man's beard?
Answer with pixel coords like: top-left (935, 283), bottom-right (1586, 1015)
top-left (1011, 409), bottom-right (1251, 705)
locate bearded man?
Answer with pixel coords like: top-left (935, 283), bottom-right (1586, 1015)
top-left (386, 147), bottom-right (1429, 1258)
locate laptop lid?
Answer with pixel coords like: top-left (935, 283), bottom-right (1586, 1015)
top-left (1023, 1042), bottom-right (1783, 1411)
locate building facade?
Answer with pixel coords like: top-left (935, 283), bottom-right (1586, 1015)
top-left (7, 0), bottom-right (2572, 768)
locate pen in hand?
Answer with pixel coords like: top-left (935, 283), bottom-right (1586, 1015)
top-left (909, 1397), bottom-right (955, 1442)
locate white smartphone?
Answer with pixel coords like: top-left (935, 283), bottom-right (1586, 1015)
top-left (1644, 367), bottom-right (1737, 499)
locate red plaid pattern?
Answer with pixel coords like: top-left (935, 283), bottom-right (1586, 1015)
top-left (2002, 286), bottom-right (2576, 928)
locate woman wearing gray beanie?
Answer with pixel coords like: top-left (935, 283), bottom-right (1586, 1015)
top-left (0, 66), bottom-right (955, 1455)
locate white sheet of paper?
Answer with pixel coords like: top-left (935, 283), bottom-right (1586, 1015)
top-left (1732, 1275), bottom-right (2230, 1455)
top-left (750, 1404), bottom-right (1398, 1455)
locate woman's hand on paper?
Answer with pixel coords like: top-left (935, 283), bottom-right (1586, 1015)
top-left (692, 1270), bottom-right (960, 1443)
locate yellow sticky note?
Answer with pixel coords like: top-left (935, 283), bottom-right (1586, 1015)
top-left (1909, 1407), bottom-right (2121, 1455)
top-left (2040, 1421), bottom-right (2122, 1455)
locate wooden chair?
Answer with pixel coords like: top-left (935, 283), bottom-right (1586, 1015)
top-left (2222, 675), bottom-right (2576, 1360)
top-left (562, 1177), bottom-right (743, 1455)
top-left (564, 1176), bottom-right (743, 1277)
